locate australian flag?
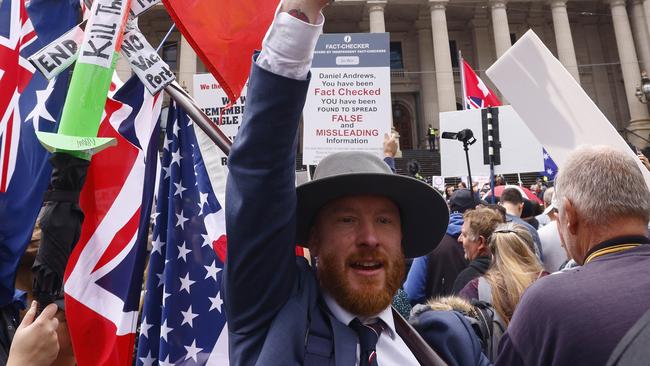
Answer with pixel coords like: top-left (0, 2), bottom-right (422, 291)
top-left (542, 148), bottom-right (559, 182)
top-left (137, 101), bottom-right (229, 365)
top-left (0, 0), bottom-right (78, 307)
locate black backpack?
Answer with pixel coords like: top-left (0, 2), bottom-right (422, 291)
top-left (464, 277), bottom-right (506, 362)
top-left (607, 308), bottom-right (650, 365)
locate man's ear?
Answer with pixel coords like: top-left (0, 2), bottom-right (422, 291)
top-left (563, 198), bottom-right (579, 235)
top-left (478, 235), bottom-right (488, 252)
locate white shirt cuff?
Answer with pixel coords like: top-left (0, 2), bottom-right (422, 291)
top-left (256, 11), bottom-right (324, 80)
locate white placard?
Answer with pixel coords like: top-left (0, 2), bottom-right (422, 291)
top-left (78, 0), bottom-right (129, 68)
top-left (29, 24), bottom-right (85, 80)
top-left (431, 176), bottom-right (446, 190)
top-left (129, 0), bottom-right (161, 17)
top-left (121, 27), bottom-right (175, 94)
top-left (440, 106), bottom-right (544, 177)
top-left (302, 33), bottom-right (391, 165)
top-left (486, 30), bottom-right (650, 189)
top-left (193, 73), bottom-right (247, 144)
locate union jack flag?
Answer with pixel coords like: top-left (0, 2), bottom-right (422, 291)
top-left (462, 59), bottom-right (502, 110)
top-left (0, 0), bottom-right (78, 306)
top-left (63, 75), bottom-right (163, 365)
top-left (136, 101), bottom-right (228, 365)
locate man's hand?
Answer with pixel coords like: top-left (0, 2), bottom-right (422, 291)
top-left (639, 154), bottom-right (650, 171)
top-left (384, 133), bottom-right (398, 158)
top-left (7, 302), bottom-right (60, 366)
top-left (280, 0), bottom-right (331, 24)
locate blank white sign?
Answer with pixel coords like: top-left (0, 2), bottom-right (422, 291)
top-left (440, 106), bottom-right (544, 177)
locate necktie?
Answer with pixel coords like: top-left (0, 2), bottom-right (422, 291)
top-left (349, 318), bottom-right (386, 366)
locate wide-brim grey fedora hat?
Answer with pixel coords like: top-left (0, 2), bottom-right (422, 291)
top-left (296, 151), bottom-right (449, 258)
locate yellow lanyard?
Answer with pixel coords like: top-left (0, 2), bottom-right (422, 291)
top-left (584, 244), bottom-right (641, 265)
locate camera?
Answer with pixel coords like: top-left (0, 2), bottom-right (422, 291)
top-left (441, 129), bottom-right (476, 145)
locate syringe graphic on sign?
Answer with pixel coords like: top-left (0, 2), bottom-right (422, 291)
top-left (35, 0), bottom-right (131, 158)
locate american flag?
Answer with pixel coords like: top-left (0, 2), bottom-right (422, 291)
top-left (0, 0), bottom-right (77, 306)
top-left (63, 75), bottom-right (162, 366)
top-left (136, 101), bottom-right (228, 365)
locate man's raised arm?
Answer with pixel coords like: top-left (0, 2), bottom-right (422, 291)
top-left (224, 0), bottom-right (328, 341)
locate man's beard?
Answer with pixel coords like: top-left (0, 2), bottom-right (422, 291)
top-left (317, 248), bottom-right (405, 317)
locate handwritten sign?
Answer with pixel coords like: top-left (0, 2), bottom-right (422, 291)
top-left (122, 26), bottom-right (175, 94)
top-left (29, 24), bottom-right (85, 80)
top-left (78, 0), bottom-right (129, 68)
top-left (129, 0), bottom-right (161, 17)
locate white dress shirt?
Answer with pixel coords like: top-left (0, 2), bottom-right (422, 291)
top-left (324, 293), bottom-right (419, 365)
top-left (256, 9), bottom-right (323, 80)
top-left (258, 10), bottom-right (419, 365)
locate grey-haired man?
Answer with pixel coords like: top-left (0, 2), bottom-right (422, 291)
top-left (496, 145), bottom-right (650, 366)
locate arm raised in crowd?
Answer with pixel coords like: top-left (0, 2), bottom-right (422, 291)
top-left (223, 0), bottom-right (329, 342)
top-left (7, 302), bottom-right (59, 366)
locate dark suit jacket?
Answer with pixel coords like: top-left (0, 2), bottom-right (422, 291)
top-left (224, 62), bottom-right (489, 366)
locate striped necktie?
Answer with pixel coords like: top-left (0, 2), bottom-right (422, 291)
top-left (349, 318), bottom-right (386, 366)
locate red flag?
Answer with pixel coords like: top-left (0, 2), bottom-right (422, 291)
top-left (462, 60), bottom-right (502, 109)
top-left (163, 0), bottom-right (280, 104)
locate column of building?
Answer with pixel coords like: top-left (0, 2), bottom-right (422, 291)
top-left (550, 0), bottom-right (581, 83)
top-left (608, 0), bottom-right (650, 146)
top-left (178, 35), bottom-right (198, 96)
top-left (643, 0), bottom-right (650, 36)
top-left (429, 0), bottom-right (456, 112)
top-left (630, 0), bottom-right (650, 73)
top-left (417, 14), bottom-right (439, 140)
top-left (368, 0), bottom-right (387, 33)
top-left (490, 0), bottom-right (512, 58)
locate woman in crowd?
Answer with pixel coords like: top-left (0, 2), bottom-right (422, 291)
top-left (459, 222), bottom-right (547, 325)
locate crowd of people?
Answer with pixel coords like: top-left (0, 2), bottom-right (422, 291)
top-left (3, 0), bottom-right (650, 365)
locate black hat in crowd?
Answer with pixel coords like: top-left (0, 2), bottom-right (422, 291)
top-left (449, 189), bottom-right (480, 214)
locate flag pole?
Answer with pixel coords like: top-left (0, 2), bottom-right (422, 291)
top-left (164, 82), bottom-right (232, 156)
top-left (459, 50), bottom-right (467, 111)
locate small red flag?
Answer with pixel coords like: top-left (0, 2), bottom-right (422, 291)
top-left (163, 0), bottom-right (280, 104)
top-left (462, 60), bottom-right (502, 109)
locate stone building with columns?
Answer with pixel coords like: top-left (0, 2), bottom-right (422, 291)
top-left (127, 0), bottom-right (650, 150)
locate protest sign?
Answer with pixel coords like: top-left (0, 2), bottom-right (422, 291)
top-left (193, 74), bottom-right (246, 202)
top-left (121, 25), bottom-right (175, 94)
top-left (440, 106), bottom-right (544, 177)
top-left (194, 73), bottom-right (247, 145)
top-left (302, 33), bottom-right (391, 165)
top-left (486, 30), bottom-right (650, 189)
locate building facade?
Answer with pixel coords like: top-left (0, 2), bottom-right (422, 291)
top-left (129, 0), bottom-right (650, 149)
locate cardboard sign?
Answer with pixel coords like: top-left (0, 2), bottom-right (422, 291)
top-left (29, 0), bottom-right (160, 80)
top-left (129, 0), bottom-right (161, 17)
top-left (193, 73), bottom-right (247, 145)
top-left (29, 24), bottom-right (85, 80)
top-left (302, 33), bottom-right (391, 165)
top-left (121, 26), bottom-right (175, 94)
top-left (78, 0), bottom-right (129, 68)
top-left (486, 30), bottom-right (650, 189)
top-left (440, 106), bottom-right (544, 177)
